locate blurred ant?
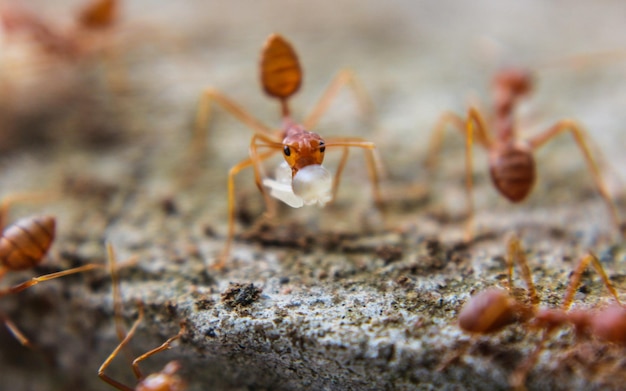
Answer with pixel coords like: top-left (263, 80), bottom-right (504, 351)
top-left (448, 235), bottom-right (624, 390)
top-left (0, 0), bottom-right (118, 60)
top-left (424, 67), bottom-right (622, 240)
top-left (194, 33), bottom-right (383, 269)
top-left (0, 194), bottom-right (102, 349)
top-left (99, 243), bottom-right (187, 391)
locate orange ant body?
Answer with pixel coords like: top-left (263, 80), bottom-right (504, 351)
top-left (0, 195), bottom-right (102, 348)
top-left (0, 0), bottom-right (126, 111)
top-left (194, 34), bottom-right (383, 269)
top-left (452, 235), bottom-right (624, 389)
top-left (0, 0), bottom-right (119, 60)
top-left (98, 244), bottom-right (187, 391)
top-left (425, 67), bottom-right (622, 239)
top-left (79, 0), bottom-right (118, 30)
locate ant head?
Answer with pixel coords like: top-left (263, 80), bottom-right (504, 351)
top-left (78, 0), bottom-right (118, 30)
top-left (493, 68), bottom-right (534, 98)
top-left (282, 130), bottom-right (326, 175)
top-left (458, 288), bottom-right (520, 334)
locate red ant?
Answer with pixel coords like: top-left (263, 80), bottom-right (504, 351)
top-left (0, 194), bottom-right (103, 349)
top-left (0, 0), bottom-right (118, 60)
top-left (451, 235), bottom-right (624, 390)
top-left (98, 243), bottom-right (187, 391)
top-left (193, 33), bottom-right (383, 269)
top-left (0, 0), bottom-right (126, 107)
top-left (424, 67), bottom-right (622, 240)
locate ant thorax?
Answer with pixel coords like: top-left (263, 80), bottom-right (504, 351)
top-left (263, 161), bottom-right (332, 208)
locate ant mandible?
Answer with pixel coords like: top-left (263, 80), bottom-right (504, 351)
top-left (193, 33), bottom-right (383, 269)
top-left (453, 235), bottom-right (624, 390)
top-left (98, 243), bottom-right (187, 391)
top-left (0, 194), bottom-right (103, 349)
top-left (424, 68), bottom-right (622, 240)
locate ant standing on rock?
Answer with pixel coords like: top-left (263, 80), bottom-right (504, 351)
top-left (0, 194), bottom-right (103, 349)
top-left (424, 68), bottom-right (622, 240)
top-left (447, 235), bottom-right (624, 390)
top-left (193, 34), bottom-right (384, 269)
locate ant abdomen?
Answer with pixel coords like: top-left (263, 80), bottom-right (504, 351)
top-left (260, 34), bottom-right (302, 100)
top-left (489, 143), bottom-right (536, 202)
top-left (0, 215), bottom-right (55, 271)
top-left (458, 288), bottom-right (519, 334)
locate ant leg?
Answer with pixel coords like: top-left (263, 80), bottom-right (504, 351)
top-left (465, 113), bottom-right (475, 241)
top-left (106, 223), bottom-right (186, 383)
top-left (0, 192), bottom-right (61, 231)
top-left (106, 243), bottom-right (128, 343)
top-left (509, 251), bottom-right (622, 390)
top-left (528, 120), bottom-right (622, 237)
top-left (131, 325), bottom-right (186, 379)
top-left (561, 252), bottom-right (621, 311)
top-left (3, 312), bottom-right (56, 364)
top-left (424, 111), bottom-right (468, 170)
top-left (2, 315), bottom-right (36, 349)
top-left (506, 235), bottom-right (539, 306)
top-left (193, 88), bottom-right (276, 161)
top-left (107, 243), bottom-right (125, 342)
top-left (509, 329), bottom-right (551, 391)
top-left (463, 107), bottom-right (495, 241)
top-left (466, 107), bottom-right (493, 148)
top-left (436, 336), bottom-right (476, 372)
top-left (215, 146), bottom-right (281, 270)
top-left (218, 158), bottom-right (259, 270)
top-left (329, 147), bottom-right (349, 203)
top-left (0, 263), bottom-right (103, 297)
top-left (303, 69), bottom-right (375, 130)
top-left (323, 137), bottom-right (382, 207)
top-left (249, 134), bottom-right (283, 217)
top-left (98, 306), bottom-right (143, 391)
top-left (463, 110), bottom-right (477, 241)
top-left (106, 242), bottom-right (143, 365)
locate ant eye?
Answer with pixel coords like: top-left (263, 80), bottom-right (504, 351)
top-left (319, 141), bottom-right (326, 153)
top-left (283, 145), bottom-right (291, 156)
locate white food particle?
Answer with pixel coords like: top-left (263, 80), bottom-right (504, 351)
top-left (292, 164), bottom-right (332, 206)
top-left (263, 162), bottom-right (332, 208)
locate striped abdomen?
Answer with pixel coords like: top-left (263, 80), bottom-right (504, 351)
top-left (489, 144), bottom-right (536, 202)
top-left (260, 34), bottom-right (302, 100)
top-left (0, 215), bottom-right (56, 271)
